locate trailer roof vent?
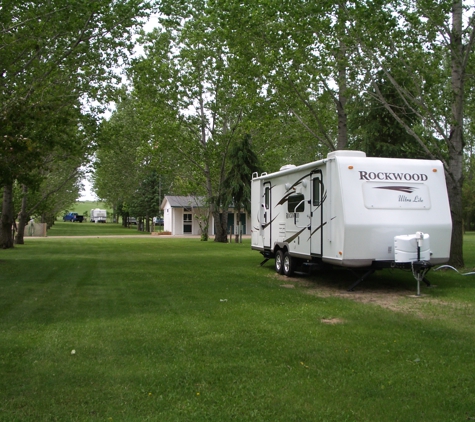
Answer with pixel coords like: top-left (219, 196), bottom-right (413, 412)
top-left (280, 164), bottom-right (296, 171)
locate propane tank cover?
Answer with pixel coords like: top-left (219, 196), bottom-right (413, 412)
top-left (394, 233), bottom-right (431, 263)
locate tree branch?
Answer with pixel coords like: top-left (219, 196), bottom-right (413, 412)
top-left (27, 168), bottom-right (80, 215)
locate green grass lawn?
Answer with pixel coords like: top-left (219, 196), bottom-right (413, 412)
top-left (1, 236), bottom-right (475, 421)
top-left (48, 221), bottom-right (150, 237)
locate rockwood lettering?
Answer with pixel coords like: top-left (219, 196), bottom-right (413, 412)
top-left (359, 171), bottom-right (428, 182)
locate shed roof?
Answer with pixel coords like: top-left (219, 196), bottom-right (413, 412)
top-left (161, 196), bottom-right (206, 209)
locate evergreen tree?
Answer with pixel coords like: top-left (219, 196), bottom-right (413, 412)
top-left (222, 134), bottom-right (261, 239)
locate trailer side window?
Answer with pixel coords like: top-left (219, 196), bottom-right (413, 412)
top-left (264, 186), bottom-right (270, 209)
top-left (313, 179), bottom-right (321, 206)
top-left (288, 194), bottom-right (305, 213)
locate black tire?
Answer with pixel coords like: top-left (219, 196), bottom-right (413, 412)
top-left (283, 252), bottom-right (295, 277)
top-left (275, 250), bottom-right (284, 275)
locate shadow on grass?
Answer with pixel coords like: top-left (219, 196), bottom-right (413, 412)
top-left (264, 263), bottom-right (419, 293)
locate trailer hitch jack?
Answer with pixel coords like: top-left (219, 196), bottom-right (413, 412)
top-left (411, 261), bottom-right (431, 296)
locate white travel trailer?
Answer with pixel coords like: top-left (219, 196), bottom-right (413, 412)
top-left (90, 208), bottom-right (107, 223)
top-left (251, 151), bottom-right (452, 290)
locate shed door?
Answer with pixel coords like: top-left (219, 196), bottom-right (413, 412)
top-left (227, 213), bottom-right (246, 234)
top-left (226, 213), bottom-right (233, 234)
top-left (183, 213), bottom-right (192, 233)
top-left (239, 213), bottom-right (247, 234)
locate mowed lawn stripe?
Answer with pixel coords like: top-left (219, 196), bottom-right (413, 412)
top-left (1, 237), bottom-right (475, 420)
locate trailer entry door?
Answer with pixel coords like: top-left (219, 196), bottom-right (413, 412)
top-left (310, 171), bottom-right (323, 256)
top-left (261, 182), bottom-right (272, 249)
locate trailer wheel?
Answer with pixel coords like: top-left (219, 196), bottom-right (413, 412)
top-left (283, 252), bottom-right (295, 277)
top-left (275, 250), bottom-right (284, 275)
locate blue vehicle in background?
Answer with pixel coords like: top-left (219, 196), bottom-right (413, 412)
top-left (63, 212), bottom-right (84, 223)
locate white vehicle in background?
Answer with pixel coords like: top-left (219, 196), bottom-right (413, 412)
top-left (251, 150), bottom-right (452, 292)
top-left (90, 208), bottom-right (107, 223)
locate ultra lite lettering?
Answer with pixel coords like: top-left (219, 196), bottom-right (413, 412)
top-left (359, 171), bottom-right (428, 182)
top-left (399, 195), bottom-right (424, 203)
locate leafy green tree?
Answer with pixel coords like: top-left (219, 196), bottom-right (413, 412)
top-left (129, 171), bottom-right (162, 232)
top-left (93, 97), bottom-right (148, 214)
top-left (212, 0), bottom-right (358, 152)
top-left (349, 71), bottom-right (424, 158)
top-left (343, 0), bottom-right (475, 266)
top-left (0, 96), bottom-right (87, 247)
top-left (131, 11), bottom-right (261, 242)
top-left (14, 152), bottom-right (84, 244)
top-left (0, 0), bottom-right (152, 248)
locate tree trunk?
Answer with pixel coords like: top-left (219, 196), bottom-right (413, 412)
top-left (1, 184), bottom-right (15, 249)
top-left (336, 4), bottom-right (348, 150)
top-left (336, 64), bottom-right (348, 150)
top-left (15, 184), bottom-right (28, 245)
top-left (447, 172), bottom-right (464, 266)
top-left (213, 210), bottom-right (228, 243)
top-left (447, 0), bottom-right (464, 267)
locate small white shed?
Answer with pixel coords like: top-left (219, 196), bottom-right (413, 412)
top-left (161, 195), bottom-right (250, 236)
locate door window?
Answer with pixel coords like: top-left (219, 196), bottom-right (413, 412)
top-left (313, 178), bottom-right (321, 206)
top-left (264, 186), bottom-right (270, 209)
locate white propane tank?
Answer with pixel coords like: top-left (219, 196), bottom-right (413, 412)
top-left (394, 232), bottom-right (431, 263)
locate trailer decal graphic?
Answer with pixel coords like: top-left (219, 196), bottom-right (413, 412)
top-left (284, 171), bottom-right (314, 192)
top-left (284, 227), bottom-right (306, 244)
top-left (374, 186), bottom-right (417, 194)
top-left (274, 171), bottom-right (318, 207)
top-left (260, 215), bottom-right (279, 230)
top-left (308, 221), bottom-right (327, 240)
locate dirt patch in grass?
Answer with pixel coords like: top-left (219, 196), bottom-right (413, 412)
top-left (275, 272), bottom-right (449, 318)
top-left (320, 318), bottom-right (345, 325)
